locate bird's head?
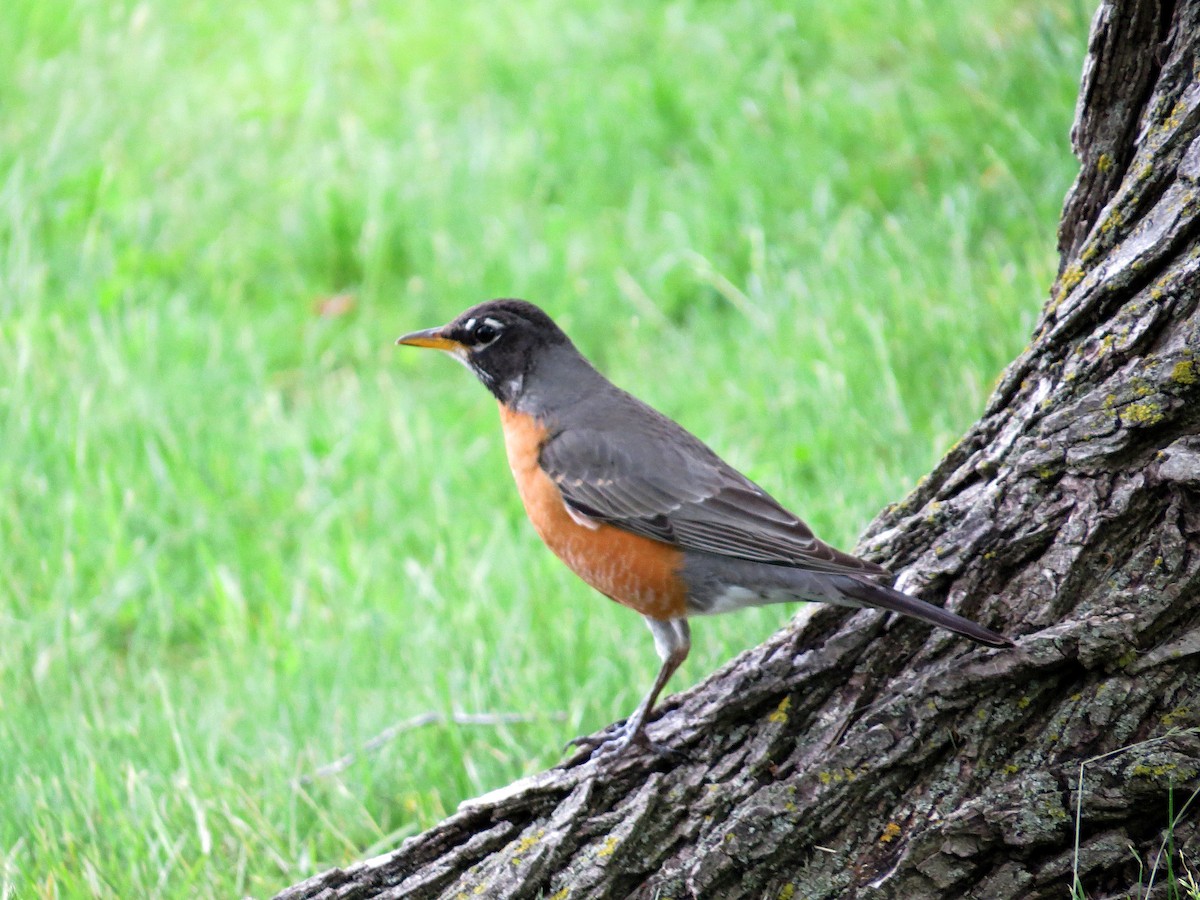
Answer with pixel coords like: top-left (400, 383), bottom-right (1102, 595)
top-left (396, 299), bottom-right (574, 404)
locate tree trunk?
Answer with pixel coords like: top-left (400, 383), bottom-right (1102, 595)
top-left (275, 1), bottom-right (1200, 897)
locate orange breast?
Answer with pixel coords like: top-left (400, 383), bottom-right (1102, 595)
top-left (498, 404), bottom-right (687, 621)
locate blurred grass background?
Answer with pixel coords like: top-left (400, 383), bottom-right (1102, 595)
top-left (1, 0), bottom-right (1088, 895)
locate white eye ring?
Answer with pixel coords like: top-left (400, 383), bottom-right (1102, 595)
top-left (472, 317), bottom-right (504, 347)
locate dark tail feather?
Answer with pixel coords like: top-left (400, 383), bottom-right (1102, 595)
top-left (835, 576), bottom-right (1014, 648)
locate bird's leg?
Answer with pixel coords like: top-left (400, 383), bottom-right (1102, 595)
top-left (568, 617), bottom-right (690, 759)
top-left (622, 616), bottom-right (691, 746)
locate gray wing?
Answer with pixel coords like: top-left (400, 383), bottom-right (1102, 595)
top-left (539, 423), bottom-right (891, 579)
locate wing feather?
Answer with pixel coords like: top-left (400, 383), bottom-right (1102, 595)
top-left (539, 424), bottom-right (889, 578)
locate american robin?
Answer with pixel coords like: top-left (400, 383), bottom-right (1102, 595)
top-left (397, 299), bottom-right (1012, 754)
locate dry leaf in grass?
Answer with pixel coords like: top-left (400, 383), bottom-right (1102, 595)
top-left (313, 293), bottom-right (356, 318)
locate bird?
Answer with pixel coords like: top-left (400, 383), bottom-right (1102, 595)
top-left (396, 299), bottom-right (1013, 756)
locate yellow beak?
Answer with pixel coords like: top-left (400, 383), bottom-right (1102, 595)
top-left (395, 326), bottom-right (463, 352)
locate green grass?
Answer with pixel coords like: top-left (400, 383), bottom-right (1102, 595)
top-left (1, 0), bottom-right (1089, 895)
top-left (1070, 734), bottom-right (1200, 900)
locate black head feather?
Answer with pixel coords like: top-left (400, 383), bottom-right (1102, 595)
top-left (404, 299), bottom-right (579, 404)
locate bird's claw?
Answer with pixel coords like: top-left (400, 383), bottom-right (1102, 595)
top-left (563, 719), bottom-right (630, 757)
top-left (563, 720), bottom-right (684, 765)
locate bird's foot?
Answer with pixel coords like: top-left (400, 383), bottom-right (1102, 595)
top-left (564, 719), bottom-right (639, 758)
top-left (564, 719), bottom-right (683, 766)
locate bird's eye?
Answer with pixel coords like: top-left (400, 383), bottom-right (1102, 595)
top-left (473, 322), bottom-right (499, 345)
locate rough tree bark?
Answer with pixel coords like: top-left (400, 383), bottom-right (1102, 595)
top-left (276, 1), bottom-right (1200, 897)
